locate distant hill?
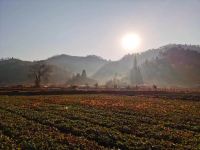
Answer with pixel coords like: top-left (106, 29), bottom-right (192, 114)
top-left (0, 59), bottom-right (32, 85)
top-left (141, 47), bottom-right (200, 87)
top-left (0, 55), bottom-right (107, 85)
top-left (46, 54), bottom-right (107, 76)
top-left (0, 44), bottom-right (199, 87)
top-left (0, 58), bottom-right (71, 85)
top-left (92, 44), bottom-right (200, 87)
top-left (92, 48), bottom-right (162, 83)
top-left (160, 44), bottom-right (200, 53)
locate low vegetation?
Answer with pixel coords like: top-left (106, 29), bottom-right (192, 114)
top-left (0, 94), bottom-right (199, 149)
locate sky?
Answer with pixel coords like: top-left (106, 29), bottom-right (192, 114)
top-left (0, 0), bottom-right (200, 61)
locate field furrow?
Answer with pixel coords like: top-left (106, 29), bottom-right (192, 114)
top-left (0, 94), bottom-right (200, 149)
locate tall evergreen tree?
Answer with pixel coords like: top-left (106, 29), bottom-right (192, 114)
top-left (130, 55), bottom-right (143, 85)
top-left (81, 69), bottom-right (87, 78)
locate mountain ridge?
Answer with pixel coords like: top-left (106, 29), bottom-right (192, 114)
top-left (0, 44), bottom-right (200, 87)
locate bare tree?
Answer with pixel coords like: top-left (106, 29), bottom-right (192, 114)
top-left (28, 61), bottom-right (52, 87)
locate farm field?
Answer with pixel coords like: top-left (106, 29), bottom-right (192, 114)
top-left (0, 94), bottom-right (200, 149)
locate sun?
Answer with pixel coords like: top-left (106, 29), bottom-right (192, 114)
top-left (121, 33), bottom-right (141, 52)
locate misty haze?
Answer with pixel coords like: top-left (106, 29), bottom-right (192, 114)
top-left (0, 0), bottom-right (200, 150)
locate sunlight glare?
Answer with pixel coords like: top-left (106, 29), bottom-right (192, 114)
top-left (121, 33), bottom-right (141, 52)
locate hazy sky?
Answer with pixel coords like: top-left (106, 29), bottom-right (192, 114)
top-left (0, 0), bottom-right (200, 61)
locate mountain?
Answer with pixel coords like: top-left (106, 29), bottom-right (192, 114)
top-left (92, 48), bottom-right (161, 83)
top-left (160, 44), bottom-right (200, 53)
top-left (0, 58), bottom-right (71, 85)
top-left (141, 47), bottom-right (200, 87)
top-left (0, 58), bottom-right (31, 85)
top-left (92, 44), bottom-right (200, 87)
top-left (46, 54), bottom-right (107, 76)
top-left (0, 44), bottom-right (199, 87)
top-left (0, 54), bottom-right (107, 85)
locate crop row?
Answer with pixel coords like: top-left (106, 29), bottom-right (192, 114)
top-left (0, 94), bottom-right (200, 149)
top-left (0, 102), bottom-right (198, 149)
top-left (0, 109), bottom-right (104, 150)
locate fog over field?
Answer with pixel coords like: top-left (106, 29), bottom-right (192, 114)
top-left (0, 1), bottom-right (200, 150)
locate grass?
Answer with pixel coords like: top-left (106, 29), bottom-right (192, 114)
top-left (0, 94), bottom-right (200, 149)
